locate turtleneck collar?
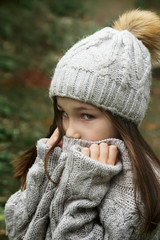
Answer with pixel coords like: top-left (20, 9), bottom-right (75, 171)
top-left (62, 136), bottom-right (126, 153)
top-left (62, 136), bottom-right (132, 172)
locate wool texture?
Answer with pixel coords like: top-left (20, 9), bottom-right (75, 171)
top-left (5, 137), bottom-right (160, 240)
top-left (49, 27), bottom-right (151, 125)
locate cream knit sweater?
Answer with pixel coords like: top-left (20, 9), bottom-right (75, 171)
top-left (5, 136), bottom-right (160, 240)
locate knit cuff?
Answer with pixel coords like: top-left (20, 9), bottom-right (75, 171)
top-left (36, 138), bottom-right (51, 160)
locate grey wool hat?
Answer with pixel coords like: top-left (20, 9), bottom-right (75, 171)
top-left (49, 26), bottom-right (151, 126)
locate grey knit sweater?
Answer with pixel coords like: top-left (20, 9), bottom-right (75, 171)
top-left (5, 136), bottom-right (160, 240)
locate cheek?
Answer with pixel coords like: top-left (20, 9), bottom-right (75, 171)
top-left (105, 123), bottom-right (118, 138)
top-left (96, 119), bottom-right (117, 139)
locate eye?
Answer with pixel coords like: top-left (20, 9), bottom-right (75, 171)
top-left (60, 111), bottom-right (68, 118)
top-left (82, 114), bottom-right (94, 120)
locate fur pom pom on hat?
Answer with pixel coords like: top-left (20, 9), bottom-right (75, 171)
top-left (49, 10), bottom-right (160, 125)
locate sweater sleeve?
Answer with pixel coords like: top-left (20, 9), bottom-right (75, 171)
top-left (51, 146), bottom-right (122, 240)
top-left (5, 138), bottom-right (62, 240)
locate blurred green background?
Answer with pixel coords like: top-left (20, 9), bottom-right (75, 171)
top-left (0, 0), bottom-right (160, 239)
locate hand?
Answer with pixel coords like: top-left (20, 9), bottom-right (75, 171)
top-left (46, 128), bottom-right (63, 147)
top-left (81, 143), bottom-right (118, 165)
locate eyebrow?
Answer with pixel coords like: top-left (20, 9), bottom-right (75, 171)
top-left (57, 104), bottom-right (95, 111)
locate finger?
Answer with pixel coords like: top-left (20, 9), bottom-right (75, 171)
top-left (46, 128), bottom-right (59, 146)
top-left (90, 144), bottom-right (99, 161)
top-left (99, 143), bottom-right (109, 164)
top-left (81, 147), bottom-right (90, 157)
top-left (108, 145), bottom-right (118, 165)
top-left (46, 137), bottom-right (57, 146)
top-left (52, 128), bottom-right (59, 138)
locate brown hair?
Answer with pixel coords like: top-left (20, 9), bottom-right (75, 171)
top-left (13, 101), bottom-right (160, 234)
top-left (105, 111), bottom-right (160, 234)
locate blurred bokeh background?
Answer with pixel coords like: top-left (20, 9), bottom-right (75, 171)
top-left (0, 0), bottom-right (160, 239)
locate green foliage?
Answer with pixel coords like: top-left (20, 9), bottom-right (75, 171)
top-left (0, 205), bottom-right (8, 239)
top-left (134, 0), bottom-right (160, 8)
top-left (0, 8), bottom-right (13, 38)
top-left (16, 0), bottom-right (42, 10)
top-left (0, 96), bottom-right (14, 117)
top-left (0, 206), bottom-right (5, 229)
top-left (0, 128), bottom-right (17, 141)
top-left (50, 0), bottom-right (85, 17)
top-left (0, 52), bottom-right (26, 72)
top-left (0, 206), bottom-right (5, 222)
top-left (0, 0), bottom-right (96, 75)
top-left (0, 151), bottom-right (12, 172)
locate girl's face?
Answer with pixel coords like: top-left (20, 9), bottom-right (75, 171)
top-left (57, 97), bottom-right (118, 141)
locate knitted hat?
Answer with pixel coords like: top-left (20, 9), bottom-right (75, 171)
top-left (49, 10), bottom-right (160, 125)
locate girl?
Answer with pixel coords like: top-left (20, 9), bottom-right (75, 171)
top-left (5, 9), bottom-right (160, 240)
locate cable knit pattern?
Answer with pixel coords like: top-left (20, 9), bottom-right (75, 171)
top-left (50, 137), bottom-right (122, 239)
top-left (5, 138), bottom-right (62, 240)
top-left (5, 137), bottom-right (160, 239)
top-left (49, 28), bottom-right (151, 125)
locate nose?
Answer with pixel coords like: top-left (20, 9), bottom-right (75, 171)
top-left (65, 120), bottom-right (80, 139)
